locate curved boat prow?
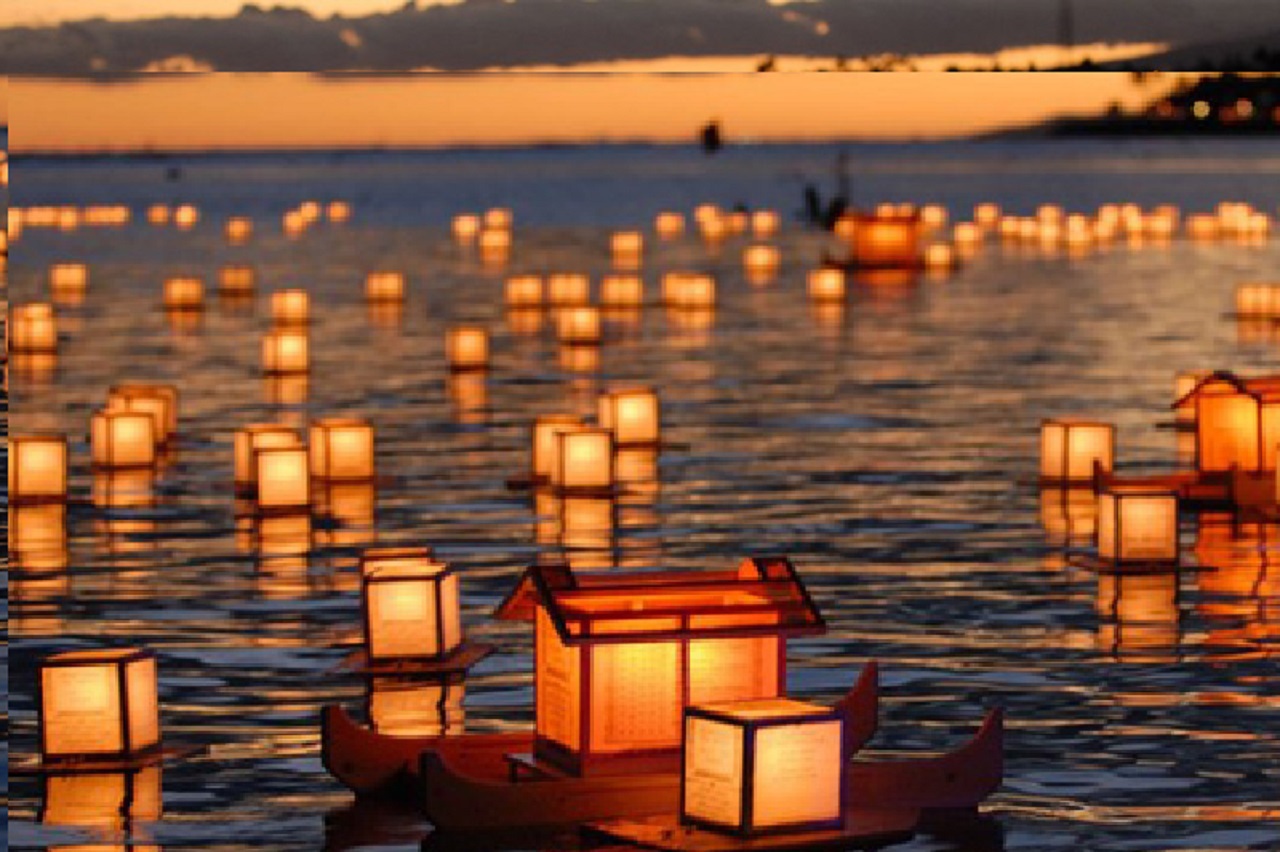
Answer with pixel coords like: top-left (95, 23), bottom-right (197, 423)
top-left (835, 660), bottom-right (880, 757)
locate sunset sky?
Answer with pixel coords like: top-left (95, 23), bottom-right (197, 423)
top-left (8, 72), bottom-right (1167, 152)
top-left (0, 0), bottom-right (415, 25)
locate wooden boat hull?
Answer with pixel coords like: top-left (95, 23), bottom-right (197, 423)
top-left (320, 704), bottom-right (530, 799)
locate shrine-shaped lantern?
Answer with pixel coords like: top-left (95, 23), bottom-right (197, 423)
top-left (494, 557), bottom-right (825, 776)
top-left (1174, 372), bottom-right (1280, 474)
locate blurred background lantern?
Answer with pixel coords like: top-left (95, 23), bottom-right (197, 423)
top-left (743, 245), bottom-right (780, 282)
top-left (505, 275), bottom-right (543, 308)
top-left (163, 276), bottom-right (204, 311)
top-left (10, 435), bottom-right (69, 504)
top-left (750, 210), bottom-right (779, 239)
top-left (532, 415), bottom-right (584, 485)
top-left (847, 214), bottom-right (921, 268)
top-left (611, 231), bottom-right (644, 268)
top-left (556, 306), bottom-right (602, 346)
top-left (365, 271), bottom-right (405, 303)
top-left (218, 265), bottom-right (256, 297)
top-left (452, 214), bottom-right (480, 244)
top-left (446, 326), bottom-right (490, 372)
top-left (806, 268), bottom-right (846, 302)
top-left (599, 387), bottom-right (660, 447)
top-left (655, 212), bottom-right (685, 239)
top-left (49, 263), bottom-right (88, 302)
top-left (600, 274), bottom-right (644, 308)
top-left (91, 410), bottom-right (157, 469)
top-left (310, 417), bottom-right (376, 482)
top-left (262, 329), bottom-right (310, 374)
top-left (224, 216), bottom-right (253, 244)
top-left (11, 303), bottom-right (58, 352)
top-left (554, 427), bottom-right (615, 492)
top-left (271, 290), bottom-right (310, 326)
top-left (548, 273), bottom-right (591, 307)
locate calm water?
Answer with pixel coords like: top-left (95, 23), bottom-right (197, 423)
top-left (7, 140), bottom-right (1280, 852)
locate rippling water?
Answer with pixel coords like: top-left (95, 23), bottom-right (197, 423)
top-left (7, 140), bottom-right (1280, 852)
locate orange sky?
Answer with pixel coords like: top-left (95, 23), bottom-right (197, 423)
top-left (8, 71), bottom-right (1163, 152)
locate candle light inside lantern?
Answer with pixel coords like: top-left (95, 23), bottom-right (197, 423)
top-left (10, 435), bottom-right (69, 504)
top-left (310, 417), bottom-right (376, 481)
top-left (1097, 487), bottom-right (1180, 565)
top-left (365, 271), bottom-right (405, 303)
top-left (11, 303), bottom-right (58, 352)
top-left (49, 263), bottom-right (88, 301)
top-left (555, 427), bottom-right (615, 492)
top-left (743, 245), bottom-right (779, 281)
top-left (1040, 419), bottom-right (1115, 484)
top-left (254, 445), bottom-right (312, 512)
top-left (147, 204), bottom-right (170, 226)
top-left (446, 326), bottom-right (490, 372)
top-left (262, 329), bottom-right (310, 374)
top-left (849, 215), bottom-right (921, 268)
top-left (807, 268), bottom-right (846, 302)
top-left (599, 387), bottom-right (660, 447)
top-left (173, 204), bottom-right (199, 229)
top-left (271, 289), bottom-right (310, 326)
top-left (39, 648), bottom-right (160, 762)
top-left (452, 214), bottom-right (480, 243)
top-left (611, 231), bottom-right (644, 267)
top-left (362, 556), bottom-right (463, 662)
top-left (327, 201), bottom-right (351, 223)
top-left (91, 410), bottom-right (157, 469)
top-left (224, 217), bottom-right (253, 243)
top-left (750, 210), bottom-right (779, 239)
top-left (163, 277), bottom-right (204, 311)
top-left (662, 272), bottom-right (716, 309)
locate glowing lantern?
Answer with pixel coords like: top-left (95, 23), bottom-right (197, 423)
top-left (254, 445), bottom-right (311, 512)
top-left (1185, 214), bottom-right (1219, 240)
top-left (49, 263), bottom-right (88, 299)
top-left (368, 676), bottom-right (465, 737)
top-left (147, 204), bottom-right (170, 226)
top-left (727, 211), bottom-right (749, 235)
top-left (494, 558), bottom-right (823, 776)
top-left (750, 210), bottom-right (779, 239)
top-left (1097, 487), bottom-right (1180, 565)
top-left (327, 201), bottom-right (351, 223)
top-left (1040, 419), bottom-right (1114, 484)
top-left (612, 231), bottom-right (644, 266)
top-left (743, 245), bottom-right (779, 280)
top-left (479, 229), bottom-right (512, 263)
top-left (452, 214), bottom-right (481, 243)
top-left (10, 435), bottom-right (69, 504)
top-left (39, 648), bottom-right (160, 762)
top-left (555, 428), bottom-right (614, 492)
top-left (362, 556), bottom-right (463, 663)
top-left (262, 329), bottom-right (310, 374)
top-left (681, 698), bottom-right (843, 837)
top-left (807, 268), bottom-right (845, 302)
top-left (446, 326), bottom-right (490, 372)
top-left (600, 274), bottom-right (644, 308)
top-left (920, 204), bottom-right (948, 230)
top-left (548, 273), bottom-right (591, 307)
top-left (224, 217), bottom-right (253, 243)
top-left (283, 210), bottom-right (308, 237)
top-left (91, 410), bottom-right (157, 469)
top-left (11, 303), bottom-right (58, 352)
top-left (923, 243), bottom-right (955, 270)
top-left (270, 289), bottom-right (310, 326)
top-left (1174, 371), bottom-right (1211, 427)
top-left (310, 417), bottom-right (375, 481)
top-left (106, 384), bottom-right (179, 447)
top-left (532, 415), bottom-right (583, 484)
top-left (663, 272), bottom-right (716, 309)
top-left (655, 212), bottom-right (685, 239)
top-left (557, 306), bottom-right (602, 346)
top-left (484, 207), bottom-right (512, 230)
top-left (699, 214), bottom-right (727, 243)
top-left (163, 277), bottom-right (204, 311)
top-left (953, 222), bottom-right (982, 247)
top-left (599, 387), bottom-right (660, 447)
top-left (365, 271), bottom-right (405, 303)
top-left (219, 265), bottom-right (256, 296)
top-left (1235, 283), bottom-right (1280, 318)
top-left (505, 275), bottom-right (543, 307)
top-left (1177, 372), bottom-right (1280, 473)
top-left (848, 214), bottom-right (921, 268)
top-left (173, 205), bottom-right (199, 229)
top-left (234, 424), bottom-right (302, 490)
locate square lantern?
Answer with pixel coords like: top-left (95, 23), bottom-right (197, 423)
top-left (310, 417), bottom-right (375, 481)
top-left (1176, 372), bottom-right (1280, 474)
top-left (362, 557), bottom-right (463, 663)
top-left (271, 290), bottom-right (310, 326)
top-left (663, 273), bottom-right (716, 310)
top-left (1097, 487), bottom-right (1180, 566)
top-left (505, 275), bottom-right (543, 308)
top-left (681, 699), bottom-right (844, 837)
top-left (10, 435), bottom-right (69, 504)
top-left (107, 384), bottom-right (179, 447)
top-left (554, 427), bottom-right (615, 493)
top-left (173, 204), bottom-right (199, 228)
top-left (39, 648), bottom-right (160, 762)
top-left (1040, 419), bottom-right (1115, 484)
top-left (599, 387), bottom-right (661, 447)
top-left (49, 263), bottom-right (88, 296)
top-left (225, 217), bottom-right (253, 243)
top-left (751, 210), bottom-right (779, 239)
top-left (452, 214), bottom-right (481, 243)
top-left (742, 245), bottom-right (779, 280)
top-left (532, 415), bottom-right (584, 483)
top-left (655, 212), bottom-right (685, 239)
top-left (479, 229), bottom-right (512, 263)
top-left (548, 273), bottom-right (591, 307)
top-left (327, 201), bottom-right (351, 222)
top-left (219, 264), bottom-right (256, 296)
top-left (365, 271), bottom-right (405, 303)
top-left (91, 410), bottom-right (157, 469)
top-left (262, 328), bottom-right (310, 374)
top-left (446, 326), bottom-right (490, 372)
top-left (612, 231), bottom-right (644, 267)
top-left (234, 424), bottom-right (302, 490)
top-left (368, 676), bottom-right (465, 737)
top-left (10, 303), bottom-right (58, 352)
top-left (162, 276), bottom-right (204, 311)
top-left (556, 306), bottom-right (602, 346)
top-left (254, 445), bottom-right (312, 513)
top-left (600, 274), bottom-right (644, 308)
top-left (495, 558), bottom-right (823, 776)
top-left (807, 269), bottom-right (846, 302)
top-left (485, 207), bottom-right (513, 230)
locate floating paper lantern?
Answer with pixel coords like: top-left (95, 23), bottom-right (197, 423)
top-left (556, 306), bottom-right (602, 346)
top-left (1040, 419), bottom-right (1114, 484)
top-left (49, 263), bottom-right (88, 299)
top-left (532, 415), bottom-right (583, 483)
top-left (484, 207), bottom-right (513, 230)
top-left (599, 387), bottom-right (660, 447)
top-left (924, 243), bottom-right (955, 270)
top-left (682, 698), bottom-right (843, 837)
top-left (91, 410), bottom-right (157, 469)
top-left (494, 558), bottom-right (821, 776)
top-left (283, 210), bottom-right (308, 237)
top-left (848, 215), bottom-right (921, 268)
top-left (10, 435), bottom-right (69, 504)
top-left (548, 273), bottom-right (591, 307)
top-left (1097, 487), bottom-right (1180, 565)
top-left (107, 384), bottom-right (179, 447)
top-left (271, 289), bottom-right (310, 326)
top-left (173, 205), bottom-right (199, 229)
top-left (1185, 214), bottom-right (1219, 240)
top-left (699, 215), bottom-right (728, 243)
top-left (953, 222), bottom-right (982, 247)
top-left (234, 424), bottom-right (302, 490)
top-left (147, 205), bottom-right (170, 226)
top-left (807, 268), bottom-right (845, 302)
top-left (365, 271), bottom-right (405, 303)
top-left (368, 676), bottom-right (465, 737)
top-left (727, 211), bottom-right (749, 235)
top-left (655, 212), bottom-right (685, 239)
top-left (163, 277), bottom-right (204, 311)
top-left (219, 265), bottom-right (256, 297)
top-left (254, 445), bottom-right (311, 512)
top-left (612, 231), bottom-right (644, 266)
top-left (1235, 283), bottom-right (1280, 318)
top-left (750, 210), bottom-right (779, 239)
top-left (553, 427), bottom-right (615, 493)
top-left (310, 417), bottom-right (375, 481)
top-left (262, 329), bottom-right (310, 374)
top-left (662, 272), bottom-right (716, 309)
top-left (10, 303), bottom-right (58, 352)
top-left (39, 648), bottom-right (160, 762)
top-left (362, 556), bottom-right (463, 663)
top-left (743, 245), bottom-right (779, 280)
top-left (479, 229), bottom-right (512, 265)
top-left (224, 217), bottom-right (253, 243)
top-left (446, 326), bottom-right (490, 372)
top-left (452, 214), bottom-right (481, 243)
top-left (505, 275), bottom-right (543, 308)
top-left (920, 204), bottom-right (948, 230)
top-left (1177, 372), bottom-right (1280, 473)
top-left (327, 201), bottom-right (351, 223)
top-left (600, 274), bottom-right (644, 308)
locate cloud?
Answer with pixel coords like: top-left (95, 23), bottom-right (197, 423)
top-left (1, 0), bottom-right (1277, 75)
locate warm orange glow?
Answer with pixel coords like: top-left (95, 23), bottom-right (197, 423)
top-left (254, 445), bottom-right (312, 511)
top-left (106, 384), bottom-right (179, 446)
top-left (271, 289), bottom-right (310, 326)
top-left (1097, 488), bottom-right (1180, 564)
top-left (10, 303), bottom-right (58, 352)
top-left (611, 230), bottom-right (644, 268)
top-left (555, 428), bottom-right (614, 491)
top-left (532, 414), bottom-right (584, 483)
top-left (91, 410), bottom-right (157, 469)
top-left (40, 648), bottom-right (160, 761)
top-left (655, 212), bottom-right (685, 239)
top-left (599, 387), bottom-right (661, 447)
top-left (505, 274), bottom-right (543, 308)
top-left (662, 272), bottom-right (717, 309)
top-left (1174, 371), bottom-right (1211, 426)
top-left (849, 216), bottom-right (921, 268)
top-left (751, 210), bottom-right (780, 239)
top-left (262, 328), bottom-right (310, 374)
top-left (1039, 486), bottom-right (1098, 545)
top-left (363, 557), bottom-right (463, 661)
top-left (556, 305), bottom-right (602, 346)
top-left (743, 244), bottom-right (780, 283)
top-left (163, 276), bottom-right (205, 311)
top-left (49, 263), bottom-right (88, 301)
top-left (1234, 283), bottom-right (1280, 318)
top-left (600, 274), bottom-right (644, 308)
top-left (365, 271), bottom-right (406, 303)
top-left (42, 766), bottom-right (163, 829)
top-left (9, 503), bottom-right (69, 571)
top-left (327, 200), bottom-right (352, 223)
top-left (548, 273), bottom-right (591, 307)
top-left (1190, 377), bottom-right (1280, 473)
top-left (310, 417), bottom-right (376, 481)
top-left (452, 213), bottom-right (481, 243)
top-left (10, 435), bottom-right (69, 503)
top-left (807, 268), bottom-right (845, 302)
top-left (446, 326), bottom-right (490, 372)
top-left (369, 677), bottom-right (465, 737)
top-left (234, 424), bottom-right (302, 488)
top-left (218, 264), bottom-right (256, 296)
top-left (1040, 419), bottom-right (1114, 483)
top-left (224, 216), bottom-right (253, 243)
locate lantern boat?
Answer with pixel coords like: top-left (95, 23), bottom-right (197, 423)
top-left (824, 213), bottom-right (927, 271)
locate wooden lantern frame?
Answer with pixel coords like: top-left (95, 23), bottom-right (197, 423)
top-left (680, 700), bottom-right (845, 837)
top-left (10, 434), bottom-right (70, 504)
top-left (38, 648), bottom-right (161, 765)
top-left (1174, 371), bottom-right (1280, 475)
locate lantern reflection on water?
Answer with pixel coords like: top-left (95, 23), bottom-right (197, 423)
top-left (368, 676), bottom-right (465, 737)
top-left (310, 418), bottom-right (375, 482)
top-left (1096, 572), bottom-right (1180, 662)
top-left (1097, 487), bottom-right (1180, 566)
top-left (495, 558), bottom-right (822, 776)
top-left (600, 274), bottom-right (644, 308)
top-left (49, 263), bottom-right (88, 302)
top-left (10, 503), bottom-right (69, 572)
top-left (362, 555), bottom-right (463, 663)
top-left (41, 765), bottom-right (162, 830)
top-left (10, 435), bottom-right (69, 504)
top-left (314, 480), bottom-right (376, 547)
top-left (39, 648), bottom-right (161, 762)
top-left (262, 328), bottom-right (310, 374)
top-left (1039, 487), bottom-right (1099, 546)
top-left (505, 275), bottom-right (543, 308)
top-left (1040, 419), bottom-right (1114, 485)
top-left (682, 698), bottom-right (843, 837)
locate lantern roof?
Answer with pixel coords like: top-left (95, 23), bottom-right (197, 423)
top-left (495, 556), bottom-right (826, 646)
top-left (1172, 370), bottom-right (1280, 409)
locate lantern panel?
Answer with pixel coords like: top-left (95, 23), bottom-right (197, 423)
top-left (255, 446), bottom-right (311, 510)
top-left (234, 424), bottom-right (301, 487)
top-left (310, 418), bottom-right (375, 481)
top-left (262, 329), bottom-right (309, 374)
top-left (271, 290), bottom-right (310, 325)
top-left (682, 715), bottom-right (745, 828)
top-left (91, 411), bottom-right (157, 469)
top-left (40, 648), bottom-right (160, 760)
top-left (107, 384), bottom-right (178, 446)
top-left (688, 637), bottom-right (780, 705)
top-left (363, 561), bottom-right (462, 661)
top-left (446, 326), bottom-right (490, 371)
top-left (599, 388), bottom-right (660, 447)
top-left (588, 641), bottom-right (683, 753)
top-left (1198, 393), bottom-right (1259, 473)
top-left (751, 720), bottom-right (843, 829)
top-left (532, 415), bottom-right (584, 481)
top-left (556, 429), bottom-right (615, 491)
top-left (1040, 419), bottom-right (1114, 482)
top-left (10, 436), bottom-right (69, 502)
top-left (536, 608), bottom-right (582, 752)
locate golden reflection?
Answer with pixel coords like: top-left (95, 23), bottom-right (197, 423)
top-left (1039, 487), bottom-right (1098, 546)
top-left (1236, 317), bottom-right (1280, 346)
top-left (12, 352), bottom-right (59, 384)
top-left (1193, 515), bottom-right (1279, 648)
top-left (367, 676), bottom-right (465, 737)
top-left (10, 574), bottom-right (71, 636)
top-left (664, 306), bottom-right (714, 348)
top-left (448, 372), bottom-right (489, 424)
top-left (315, 481), bottom-right (377, 547)
top-left (535, 489), bottom-right (562, 546)
top-left (809, 301), bottom-right (846, 337)
top-left (558, 343), bottom-right (600, 374)
top-left (265, 372), bottom-right (310, 406)
top-left (367, 299), bottom-right (404, 329)
top-left (255, 513), bottom-right (313, 599)
top-left (506, 306), bottom-right (543, 336)
top-left (10, 503), bottom-right (69, 572)
top-left (1096, 572), bottom-right (1181, 662)
top-left (93, 469), bottom-right (155, 510)
top-left (42, 766), bottom-right (162, 830)
top-left (615, 447), bottom-right (659, 504)
top-left (561, 495), bottom-right (616, 566)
